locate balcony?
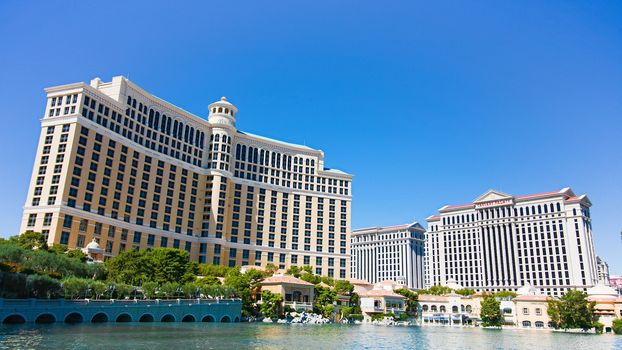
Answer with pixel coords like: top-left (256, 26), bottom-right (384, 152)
top-left (284, 301), bottom-right (313, 310)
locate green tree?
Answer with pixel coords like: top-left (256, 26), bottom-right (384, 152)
top-left (493, 290), bottom-right (517, 298)
top-left (480, 296), bottom-right (502, 327)
top-left (264, 263), bottom-right (278, 276)
top-left (62, 277), bottom-right (89, 299)
top-left (300, 272), bottom-right (321, 285)
top-left (224, 269), bottom-right (264, 316)
top-left (26, 274), bottom-right (62, 299)
top-left (547, 299), bottom-right (561, 328)
top-left (90, 280), bottom-right (107, 299)
top-left (160, 282), bottom-right (179, 299)
top-left (115, 283), bottom-right (133, 299)
top-left (0, 243), bottom-right (26, 267)
top-left (141, 281), bottom-right (158, 299)
top-left (196, 275), bottom-right (221, 286)
top-left (334, 280), bottom-right (354, 295)
top-left (396, 288), bottom-right (419, 316)
top-left (47, 244), bottom-right (68, 255)
top-left (314, 286), bottom-right (336, 317)
top-left (548, 290), bottom-right (594, 330)
top-left (285, 266), bottom-right (302, 278)
top-left (182, 282), bottom-right (199, 298)
top-left (455, 288), bottom-right (475, 296)
top-left (612, 318), bottom-right (622, 334)
top-left (198, 264), bottom-right (234, 277)
top-left (105, 249), bottom-right (147, 284)
top-left (260, 290), bottom-right (283, 319)
top-left (145, 248), bottom-right (198, 285)
top-left (422, 285), bottom-right (453, 295)
top-left (66, 249), bottom-right (88, 263)
top-left (16, 231), bottom-right (47, 250)
top-left (349, 292), bottom-right (362, 314)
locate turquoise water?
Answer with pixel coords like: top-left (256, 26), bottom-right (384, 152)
top-left (1, 323), bottom-right (621, 349)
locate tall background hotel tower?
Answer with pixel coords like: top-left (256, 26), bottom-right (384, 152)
top-left (350, 223), bottom-right (426, 289)
top-left (20, 76), bottom-right (352, 278)
top-left (425, 188), bottom-right (598, 296)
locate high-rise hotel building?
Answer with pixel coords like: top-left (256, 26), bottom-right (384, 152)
top-left (20, 76), bottom-right (352, 278)
top-left (425, 188), bottom-right (598, 296)
top-left (350, 223), bottom-right (426, 289)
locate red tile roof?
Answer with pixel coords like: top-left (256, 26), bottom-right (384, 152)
top-left (418, 294), bottom-right (449, 302)
top-left (260, 275), bottom-right (314, 286)
top-left (360, 289), bottom-right (405, 298)
top-left (514, 295), bottom-right (552, 301)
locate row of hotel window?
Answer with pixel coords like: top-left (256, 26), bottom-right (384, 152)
top-left (66, 127), bottom-right (201, 235)
top-left (76, 94), bottom-right (203, 166)
top-left (32, 213), bottom-right (348, 277)
top-left (436, 203), bottom-right (573, 228)
top-left (32, 124), bottom-right (73, 206)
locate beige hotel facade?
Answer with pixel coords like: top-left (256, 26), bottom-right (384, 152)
top-left (20, 76), bottom-right (352, 278)
top-left (425, 188), bottom-right (598, 296)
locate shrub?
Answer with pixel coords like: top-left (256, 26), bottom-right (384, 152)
top-left (349, 314), bottom-right (364, 321)
top-left (612, 319), bottom-right (622, 335)
top-left (141, 281), bottom-right (158, 299)
top-left (27, 274), bottom-right (62, 299)
top-left (62, 277), bottom-right (90, 299)
top-left (594, 321), bottom-right (604, 334)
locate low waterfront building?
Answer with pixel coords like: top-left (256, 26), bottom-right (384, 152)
top-left (259, 274), bottom-right (314, 311)
top-left (514, 294), bottom-right (552, 329)
top-left (426, 188), bottom-right (598, 296)
top-left (359, 286), bottom-right (406, 320)
top-left (419, 293), bottom-right (479, 325)
top-left (351, 223), bottom-right (425, 289)
top-left (348, 278), bottom-right (373, 295)
top-left (587, 283), bottom-right (622, 333)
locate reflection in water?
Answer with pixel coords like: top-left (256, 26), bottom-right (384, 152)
top-left (1, 323), bottom-right (621, 350)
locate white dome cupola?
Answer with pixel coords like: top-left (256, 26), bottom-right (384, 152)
top-left (208, 96), bottom-right (238, 128)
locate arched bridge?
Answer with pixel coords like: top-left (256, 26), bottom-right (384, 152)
top-left (0, 298), bottom-right (241, 324)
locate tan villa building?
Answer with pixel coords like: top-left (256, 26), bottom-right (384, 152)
top-left (19, 76), bottom-right (352, 278)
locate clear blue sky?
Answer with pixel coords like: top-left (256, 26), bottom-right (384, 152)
top-left (0, 1), bottom-right (620, 272)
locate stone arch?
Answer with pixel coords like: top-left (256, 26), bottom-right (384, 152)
top-left (161, 314), bottom-right (175, 322)
top-left (234, 316), bottom-right (240, 323)
top-left (35, 313), bottom-right (56, 324)
top-left (220, 315), bottom-right (231, 323)
top-left (139, 314), bottom-right (154, 322)
top-left (91, 313), bottom-right (109, 323)
top-left (64, 312), bottom-right (84, 324)
top-left (115, 313), bottom-right (132, 322)
top-left (201, 315), bottom-right (215, 322)
top-left (181, 314), bottom-right (196, 322)
top-left (2, 314), bottom-right (26, 324)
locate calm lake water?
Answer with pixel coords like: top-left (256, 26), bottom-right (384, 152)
top-left (1, 323), bottom-right (621, 350)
